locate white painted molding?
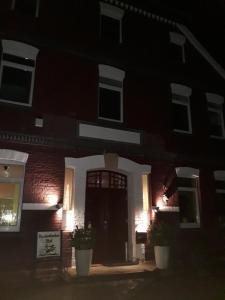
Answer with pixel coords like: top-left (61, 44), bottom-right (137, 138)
top-left (22, 203), bottom-right (57, 210)
top-left (118, 157), bottom-right (151, 173)
top-left (100, 2), bottom-right (124, 20)
top-left (99, 64), bottom-right (125, 81)
top-left (170, 83), bottom-right (192, 97)
top-left (170, 32), bottom-right (185, 46)
top-left (214, 170), bottom-right (225, 181)
top-left (158, 206), bottom-right (180, 212)
top-left (79, 123), bottom-right (141, 144)
top-left (206, 93), bottom-right (224, 105)
top-left (2, 40), bottom-right (39, 59)
top-left (176, 167), bottom-right (199, 178)
top-left (177, 24), bottom-right (225, 81)
top-left (0, 149), bottom-right (28, 163)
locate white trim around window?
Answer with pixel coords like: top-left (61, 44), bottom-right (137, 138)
top-left (0, 40), bottom-right (39, 107)
top-left (171, 83), bottom-right (192, 134)
top-left (206, 93), bottom-right (225, 139)
top-left (11, 0), bottom-right (40, 18)
top-left (170, 32), bottom-right (186, 63)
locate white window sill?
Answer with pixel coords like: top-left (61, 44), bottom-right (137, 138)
top-left (180, 223), bottom-right (200, 229)
top-left (210, 135), bottom-right (225, 140)
top-left (0, 98), bottom-right (32, 107)
top-left (98, 116), bottom-right (123, 123)
top-left (173, 129), bottom-right (192, 134)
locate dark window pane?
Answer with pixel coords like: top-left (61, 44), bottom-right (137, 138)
top-left (170, 44), bottom-right (182, 63)
top-left (3, 54), bottom-right (35, 67)
top-left (172, 102), bottom-right (189, 131)
top-left (178, 190), bottom-right (197, 223)
top-left (99, 87), bottom-right (121, 121)
top-left (177, 178), bottom-right (197, 188)
top-left (215, 180), bottom-right (225, 190)
top-left (216, 193), bottom-right (225, 225)
top-left (15, 0), bottom-right (37, 15)
top-left (208, 111), bottom-right (223, 136)
top-left (101, 15), bottom-right (120, 43)
top-left (0, 66), bottom-right (32, 104)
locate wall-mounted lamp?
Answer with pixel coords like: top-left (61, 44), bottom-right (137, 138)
top-left (152, 206), bottom-right (159, 213)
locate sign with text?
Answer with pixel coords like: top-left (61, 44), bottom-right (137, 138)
top-left (37, 231), bottom-right (61, 258)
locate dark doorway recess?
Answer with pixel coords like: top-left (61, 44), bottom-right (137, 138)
top-left (85, 170), bottom-right (128, 264)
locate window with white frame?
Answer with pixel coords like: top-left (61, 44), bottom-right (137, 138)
top-left (11, 0), bottom-right (40, 17)
top-left (98, 64), bottom-right (125, 122)
top-left (100, 2), bottom-right (124, 43)
top-left (171, 83), bottom-right (192, 133)
top-left (176, 167), bottom-right (200, 228)
top-left (170, 32), bottom-right (186, 63)
top-left (206, 93), bottom-right (225, 138)
top-left (214, 170), bottom-right (225, 226)
top-left (0, 40), bottom-right (39, 106)
top-left (0, 150), bottom-right (28, 232)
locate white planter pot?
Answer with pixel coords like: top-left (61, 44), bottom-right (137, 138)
top-left (75, 249), bottom-right (93, 276)
top-left (154, 246), bottom-right (170, 269)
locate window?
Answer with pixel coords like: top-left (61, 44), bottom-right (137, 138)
top-left (214, 171), bottom-right (225, 226)
top-left (171, 83), bottom-right (192, 133)
top-left (170, 32), bottom-right (186, 63)
top-left (100, 2), bottom-right (124, 43)
top-left (0, 149), bottom-right (28, 232)
top-left (11, 0), bottom-right (40, 17)
top-left (206, 93), bottom-right (225, 138)
top-left (0, 40), bottom-right (39, 106)
top-left (98, 64), bottom-right (125, 122)
top-left (176, 167), bottom-right (200, 228)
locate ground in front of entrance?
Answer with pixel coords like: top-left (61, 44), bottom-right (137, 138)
top-left (1, 266), bottom-right (225, 300)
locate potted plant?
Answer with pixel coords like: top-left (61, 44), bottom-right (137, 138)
top-left (71, 225), bottom-right (95, 276)
top-left (148, 221), bottom-right (175, 269)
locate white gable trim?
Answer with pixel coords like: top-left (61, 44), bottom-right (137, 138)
top-left (177, 24), bottom-right (225, 81)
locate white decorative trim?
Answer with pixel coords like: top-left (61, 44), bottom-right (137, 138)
top-left (170, 83), bottom-right (192, 97)
top-left (99, 64), bottom-right (125, 81)
top-left (100, 2), bottom-right (124, 20)
top-left (22, 203), bottom-right (57, 210)
top-left (176, 167), bottom-right (199, 178)
top-left (206, 93), bottom-right (224, 105)
top-left (158, 206), bottom-right (180, 212)
top-left (0, 149), bottom-right (28, 163)
top-left (214, 170), bottom-right (225, 181)
top-left (78, 123), bottom-right (141, 144)
top-left (2, 40), bottom-right (39, 59)
top-left (177, 24), bottom-right (225, 81)
top-left (170, 32), bottom-right (185, 46)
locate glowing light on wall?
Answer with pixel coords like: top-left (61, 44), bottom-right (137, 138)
top-left (47, 194), bottom-right (59, 206)
top-left (135, 210), bottom-right (149, 232)
top-left (142, 174), bottom-right (149, 211)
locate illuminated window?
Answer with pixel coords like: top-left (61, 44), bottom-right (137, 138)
top-left (98, 64), bottom-right (125, 122)
top-left (171, 83), bottom-right (192, 134)
top-left (176, 167), bottom-right (200, 228)
top-left (11, 0), bottom-right (40, 17)
top-left (206, 93), bottom-right (225, 138)
top-left (0, 164), bottom-right (24, 231)
top-left (100, 2), bottom-right (124, 43)
top-left (0, 40), bottom-right (39, 106)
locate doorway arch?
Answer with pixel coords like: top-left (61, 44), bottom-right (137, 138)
top-left (65, 155), bottom-right (151, 262)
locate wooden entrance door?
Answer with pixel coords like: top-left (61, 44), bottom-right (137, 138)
top-left (85, 171), bottom-right (128, 264)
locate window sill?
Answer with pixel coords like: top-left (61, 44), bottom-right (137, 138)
top-left (180, 223), bottom-right (200, 229)
top-left (210, 135), bottom-right (225, 140)
top-left (173, 129), bottom-right (192, 134)
top-left (0, 98), bottom-right (31, 107)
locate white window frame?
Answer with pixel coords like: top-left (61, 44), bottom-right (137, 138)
top-left (170, 32), bottom-right (186, 64)
top-left (98, 64), bottom-right (125, 123)
top-left (100, 2), bottom-right (124, 44)
top-left (176, 167), bottom-right (200, 229)
top-left (171, 83), bottom-right (192, 134)
top-left (0, 150), bottom-right (28, 232)
top-left (11, 0), bottom-right (40, 18)
top-left (206, 93), bottom-right (225, 139)
top-left (0, 40), bottom-right (39, 107)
